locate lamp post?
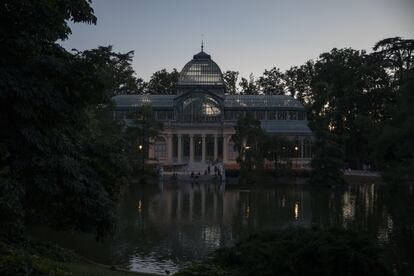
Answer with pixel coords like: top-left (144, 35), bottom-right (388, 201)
top-left (294, 146), bottom-right (299, 170)
top-left (138, 144), bottom-right (144, 170)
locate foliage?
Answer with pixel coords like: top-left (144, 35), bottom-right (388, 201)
top-left (304, 47), bottom-right (394, 171)
top-left (82, 46), bottom-right (139, 95)
top-left (309, 131), bottom-right (345, 186)
top-left (0, 0), bottom-right (133, 240)
top-left (0, 242), bottom-right (69, 276)
top-left (257, 67), bottom-right (286, 95)
top-left (147, 68), bottom-right (179, 94)
top-left (264, 135), bottom-right (294, 175)
top-left (0, 177), bottom-right (23, 242)
top-left (232, 117), bottom-right (299, 177)
top-left (374, 69), bottom-right (414, 182)
top-left (284, 61), bottom-right (315, 104)
top-left (124, 105), bottom-right (163, 170)
top-left (239, 73), bottom-right (259, 95)
top-left (373, 37), bottom-right (414, 83)
top-left (231, 116), bottom-right (266, 172)
top-left (223, 70), bottom-right (239, 94)
top-left (179, 228), bottom-right (391, 276)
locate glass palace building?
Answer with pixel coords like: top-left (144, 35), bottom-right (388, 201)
top-left (113, 49), bottom-right (312, 167)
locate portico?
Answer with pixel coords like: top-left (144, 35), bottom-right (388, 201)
top-left (155, 130), bottom-right (231, 164)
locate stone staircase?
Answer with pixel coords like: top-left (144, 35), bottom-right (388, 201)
top-left (186, 162), bottom-right (209, 175)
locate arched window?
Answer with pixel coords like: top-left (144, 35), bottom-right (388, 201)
top-left (178, 94), bottom-right (221, 123)
top-left (154, 137), bottom-right (167, 160)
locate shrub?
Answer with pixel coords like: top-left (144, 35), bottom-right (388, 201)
top-left (178, 227), bottom-right (391, 276)
top-left (0, 242), bottom-right (70, 276)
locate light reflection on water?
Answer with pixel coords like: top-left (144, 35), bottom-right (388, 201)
top-left (31, 180), bottom-right (414, 275)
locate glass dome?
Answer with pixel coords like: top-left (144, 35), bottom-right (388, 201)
top-left (177, 94), bottom-right (222, 123)
top-left (178, 51), bottom-right (224, 86)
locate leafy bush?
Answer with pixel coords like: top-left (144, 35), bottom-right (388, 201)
top-left (0, 242), bottom-right (70, 276)
top-left (178, 227), bottom-right (391, 276)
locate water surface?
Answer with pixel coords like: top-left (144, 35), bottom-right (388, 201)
top-left (32, 178), bottom-right (414, 274)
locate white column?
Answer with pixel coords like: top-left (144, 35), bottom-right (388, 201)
top-left (189, 134), bottom-right (194, 163)
top-left (177, 134), bottom-right (182, 163)
top-left (213, 134), bottom-right (218, 161)
top-left (223, 135), bottom-right (228, 162)
top-left (167, 134), bottom-right (173, 163)
top-left (201, 134), bottom-right (206, 163)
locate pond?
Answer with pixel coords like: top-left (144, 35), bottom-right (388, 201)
top-left (31, 178), bottom-right (414, 275)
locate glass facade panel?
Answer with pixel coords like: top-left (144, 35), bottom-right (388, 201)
top-left (298, 111), bottom-right (306, 120)
top-left (154, 137), bottom-right (166, 160)
top-left (267, 110), bottom-right (277, 120)
top-left (178, 95), bottom-right (222, 123)
top-left (289, 111), bottom-right (298, 120)
top-left (256, 111), bottom-right (266, 120)
top-left (278, 111), bottom-right (287, 120)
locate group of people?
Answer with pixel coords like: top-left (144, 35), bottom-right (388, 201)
top-left (190, 164), bottom-right (221, 179)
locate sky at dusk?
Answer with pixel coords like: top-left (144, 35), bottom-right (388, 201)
top-left (62, 0), bottom-right (414, 81)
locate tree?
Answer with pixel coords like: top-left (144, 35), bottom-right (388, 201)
top-left (0, 0), bottom-right (133, 240)
top-left (125, 105), bottom-right (163, 170)
top-left (309, 131), bottom-right (345, 186)
top-left (257, 67), bottom-right (286, 95)
top-left (82, 46), bottom-right (139, 96)
top-left (284, 61), bottom-right (315, 104)
top-left (264, 135), bottom-right (294, 175)
top-left (308, 48), bottom-right (392, 169)
top-left (223, 70), bottom-right (239, 94)
top-left (374, 69), bottom-right (414, 182)
top-left (147, 68), bottom-right (179, 94)
top-left (373, 37), bottom-right (414, 83)
top-left (239, 73), bottom-right (259, 95)
top-left (136, 77), bottom-right (148, 94)
top-left (231, 116), bottom-right (266, 172)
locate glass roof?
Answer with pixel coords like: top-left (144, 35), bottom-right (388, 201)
top-left (112, 95), bottom-right (174, 108)
top-left (113, 94), bottom-right (305, 109)
top-left (224, 95), bottom-right (303, 108)
top-left (178, 51), bottom-right (224, 86)
top-left (260, 120), bottom-right (312, 134)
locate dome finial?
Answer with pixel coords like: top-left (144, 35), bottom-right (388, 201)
top-left (201, 34), bottom-right (204, 52)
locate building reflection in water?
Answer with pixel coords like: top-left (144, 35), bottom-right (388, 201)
top-left (121, 179), bottom-right (410, 274)
top-left (29, 180), bottom-right (413, 275)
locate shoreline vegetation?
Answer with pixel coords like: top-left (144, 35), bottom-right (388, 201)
top-left (176, 227), bottom-right (392, 276)
top-left (0, 240), bottom-right (158, 276)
